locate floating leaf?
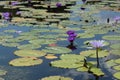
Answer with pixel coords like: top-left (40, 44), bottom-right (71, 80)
top-left (40, 76), bottom-right (73, 80)
top-left (60, 54), bottom-right (84, 61)
top-left (0, 70), bottom-right (7, 76)
top-left (29, 39), bottom-right (56, 45)
top-left (113, 72), bottom-right (120, 79)
top-left (110, 50), bottom-right (120, 55)
top-left (9, 58), bottom-right (43, 66)
top-left (51, 60), bottom-right (83, 68)
top-left (76, 67), bottom-right (88, 72)
top-left (45, 54), bottom-right (58, 59)
top-left (106, 60), bottom-right (117, 68)
top-left (113, 65), bottom-right (120, 71)
top-left (17, 44), bottom-right (41, 50)
top-left (42, 47), bottom-right (72, 54)
top-left (80, 50), bottom-right (109, 58)
top-left (102, 35), bottom-right (120, 40)
top-left (115, 59), bottom-right (120, 64)
top-left (14, 50), bottom-right (46, 57)
top-left (110, 43), bottom-right (120, 50)
top-left (90, 67), bottom-right (104, 76)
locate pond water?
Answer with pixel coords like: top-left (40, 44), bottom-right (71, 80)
top-left (0, 0), bottom-right (120, 80)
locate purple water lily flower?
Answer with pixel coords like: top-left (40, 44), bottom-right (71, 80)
top-left (68, 37), bottom-right (74, 42)
top-left (11, 1), bottom-right (18, 6)
top-left (114, 16), bottom-right (120, 21)
top-left (90, 40), bottom-right (105, 48)
top-left (90, 40), bottom-right (105, 68)
top-left (16, 11), bottom-right (21, 15)
top-left (66, 30), bottom-right (75, 35)
top-left (56, 2), bottom-right (62, 7)
top-left (2, 12), bottom-right (10, 17)
top-left (2, 12), bottom-right (10, 20)
top-left (15, 30), bottom-right (22, 34)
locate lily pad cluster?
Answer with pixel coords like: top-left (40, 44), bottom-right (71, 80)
top-left (9, 49), bottom-right (46, 66)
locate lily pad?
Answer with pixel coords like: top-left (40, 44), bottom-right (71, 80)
top-left (45, 54), bottom-right (58, 59)
top-left (17, 44), bottom-right (41, 50)
top-left (106, 60), bottom-right (117, 68)
top-left (51, 60), bottom-right (84, 68)
top-left (113, 72), bottom-right (120, 79)
top-left (76, 67), bottom-right (88, 72)
top-left (90, 67), bottom-right (104, 76)
top-left (60, 54), bottom-right (84, 61)
top-left (14, 49), bottom-right (46, 57)
top-left (102, 35), bottom-right (120, 40)
top-left (29, 39), bottom-right (56, 45)
top-left (0, 70), bottom-right (7, 76)
top-left (80, 50), bottom-right (109, 58)
top-left (41, 76), bottom-right (73, 80)
top-left (110, 43), bottom-right (120, 50)
top-left (115, 59), bottom-right (120, 64)
top-left (9, 57), bottom-right (43, 66)
top-left (42, 47), bottom-right (72, 54)
top-left (110, 50), bottom-right (120, 55)
top-left (113, 65), bottom-right (120, 71)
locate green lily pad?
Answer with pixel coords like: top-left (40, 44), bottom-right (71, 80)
top-left (90, 67), bottom-right (104, 76)
top-left (51, 60), bottom-right (84, 68)
top-left (17, 43), bottom-right (41, 50)
top-left (40, 76), bottom-right (73, 80)
top-left (9, 58), bottom-right (43, 66)
top-left (0, 70), bottom-right (7, 76)
top-left (42, 47), bottom-right (72, 54)
top-left (29, 39), bottom-right (56, 45)
top-left (2, 42), bottom-right (20, 47)
top-left (60, 54), bottom-right (84, 61)
top-left (102, 35), bottom-right (120, 40)
top-left (80, 50), bottom-right (109, 58)
top-left (76, 67), bottom-right (88, 72)
top-left (113, 72), bottom-right (120, 79)
top-left (113, 65), bottom-right (120, 71)
top-left (115, 59), bottom-right (120, 64)
top-left (110, 43), bottom-right (120, 50)
top-left (77, 33), bottom-right (95, 38)
top-left (110, 50), bottom-right (120, 55)
top-left (106, 60), bottom-right (117, 68)
top-left (14, 50), bottom-right (46, 57)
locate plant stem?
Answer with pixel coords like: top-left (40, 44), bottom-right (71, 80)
top-left (96, 48), bottom-right (99, 68)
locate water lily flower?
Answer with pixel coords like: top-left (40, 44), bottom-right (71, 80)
top-left (2, 12), bottom-right (10, 21)
top-left (66, 30), bottom-right (77, 50)
top-left (90, 40), bottom-right (105, 48)
top-left (56, 2), bottom-right (62, 7)
top-left (11, 1), bottom-right (18, 6)
top-left (16, 11), bottom-right (21, 15)
top-left (66, 30), bottom-right (75, 35)
top-left (90, 40), bottom-right (105, 68)
top-left (15, 30), bottom-right (22, 34)
top-left (114, 16), bottom-right (120, 21)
